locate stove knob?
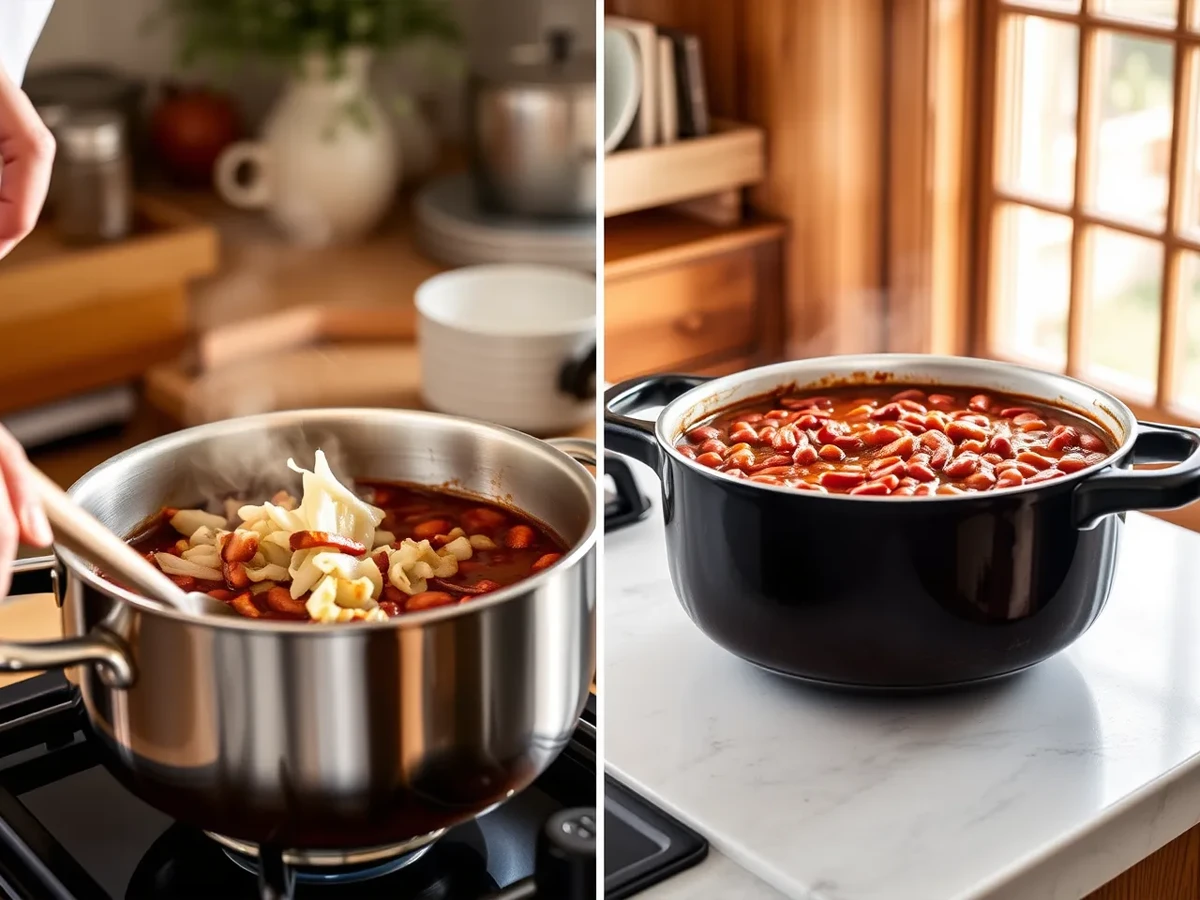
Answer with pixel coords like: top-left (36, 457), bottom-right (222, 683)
top-left (536, 807), bottom-right (596, 900)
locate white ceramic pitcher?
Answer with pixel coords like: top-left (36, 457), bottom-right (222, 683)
top-left (215, 48), bottom-right (399, 247)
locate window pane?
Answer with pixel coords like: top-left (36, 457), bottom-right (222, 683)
top-left (1000, 0), bottom-right (1080, 10)
top-left (1094, 0), bottom-right (1176, 27)
top-left (998, 15), bottom-right (1079, 204)
top-left (1177, 252), bottom-right (1200, 410)
top-left (992, 204), bottom-right (1072, 367)
top-left (1179, 50), bottom-right (1200, 236)
top-left (1084, 227), bottom-right (1162, 395)
top-left (1090, 32), bottom-right (1175, 228)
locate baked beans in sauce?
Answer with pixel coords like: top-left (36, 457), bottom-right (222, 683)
top-left (129, 482), bottom-right (566, 620)
top-left (675, 385), bottom-right (1117, 496)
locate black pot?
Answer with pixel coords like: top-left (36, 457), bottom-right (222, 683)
top-left (604, 355), bottom-right (1200, 690)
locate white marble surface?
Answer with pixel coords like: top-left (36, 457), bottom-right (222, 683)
top-left (605, 461), bottom-right (1200, 900)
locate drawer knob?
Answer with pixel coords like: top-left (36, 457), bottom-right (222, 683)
top-left (675, 312), bottom-right (706, 334)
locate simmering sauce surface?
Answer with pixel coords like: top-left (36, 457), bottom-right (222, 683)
top-left (675, 384), bottom-right (1117, 495)
top-left (130, 481), bottom-right (566, 620)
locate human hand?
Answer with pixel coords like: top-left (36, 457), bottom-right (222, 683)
top-left (0, 63), bottom-right (54, 260)
top-left (0, 427), bottom-right (51, 596)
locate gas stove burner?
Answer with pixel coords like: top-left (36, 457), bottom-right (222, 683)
top-left (205, 828), bottom-right (445, 869)
top-left (220, 842), bottom-right (434, 884)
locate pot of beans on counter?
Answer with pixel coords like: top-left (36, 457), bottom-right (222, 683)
top-left (605, 354), bottom-right (1200, 690)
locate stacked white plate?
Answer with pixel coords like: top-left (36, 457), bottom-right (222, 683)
top-left (413, 173), bottom-right (595, 272)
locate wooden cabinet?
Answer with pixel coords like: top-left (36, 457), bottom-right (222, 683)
top-left (604, 211), bottom-right (785, 382)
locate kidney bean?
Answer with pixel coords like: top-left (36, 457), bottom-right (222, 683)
top-left (895, 399), bottom-right (928, 415)
top-left (969, 393), bottom-right (991, 412)
top-left (953, 412), bottom-right (991, 426)
top-left (845, 404), bottom-right (875, 418)
top-left (1016, 450), bottom-right (1053, 470)
top-left (849, 481), bottom-right (888, 496)
top-left (868, 455), bottom-right (901, 472)
top-left (505, 525), bottom-right (537, 549)
top-left (943, 452), bottom-right (979, 478)
top-left (753, 467), bottom-right (795, 477)
top-left (1015, 462), bottom-right (1039, 477)
top-left (729, 426), bottom-right (759, 445)
top-left (936, 484), bottom-right (966, 495)
top-left (913, 483), bottom-right (937, 496)
top-left (229, 591), bottom-right (262, 618)
top-left (696, 439), bottom-right (727, 456)
top-left (1056, 454), bottom-right (1090, 473)
top-left (726, 442), bottom-right (752, 455)
top-left (927, 394), bottom-right (955, 410)
top-left (724, 448), bottom-right (757, 471)
top-left (677, 445), bottom-right (697, 460)
top-left (752, 454), bottom-right (794, 471)
top-left (1084, 451), bottom-right (1108, 465)
top-left (997, 468), bottom-right (1026, 487)
top-left (1018, 419), bottom-right (1047, 433)
top-left (982, 452), bottom-right (1004, 466)
top-left (870, 460), bottom-right (907, 480)
top-left (221, 531), bottom-right (259, 564)
top-left (879, 433), bottom-right (916, 459)
top-left (831, 434), bottom-right (864, 452)
top-left (265, 587), bottom-right (308, 616)
top-left (987, 433), bottom-right (1014, 458)
top-left (930, 445), bottom-right (953, 470)
top-left (794, 414), bottom-right (821, 430)
top-left (771, 427), bottom-right (799, 451)
top-left (894, 485), bottom-right (917, 496)
top-left (224, 561), bottom-right (250, 590)
top-left (462, 507), bottom-right (507, 531)
top-left (412, 519), bottom-right (453, 541)
top-left (1000, 407), bottom-right (1033, 418)
top-left (783, 395), bottom-right (833, 410)
top-left (757, 424), bottom-right (779, 442)
top-left (964, 470), bottom-right (997, 490)
top-left (407, 591), bottom-right (458, 612)
top-left (765, 409), bottom-right (792, 420)
top-left (817, 421), bottom-right (849, 444)
top-left (892, 388), bottom-right (926, 402)
top-left (687, 425), bottom-right (720, 443)
top-left (907, 462), bottom-right (937, 482)
top-left (870, 403), bottom-right (904, 421)
top-left (696, 452), bottom-right (724, 468)
top-left (818, 444), bottom-right (845, 461)
top-left (726, 469), bottom-right (747, 478)
top-left (208, 588), bottom-right (234, 602)
top-left (1079, 433), bottom-right (1107, 452)
top-left (170, 575), bottom-right (197, 591)
top-left (959, 438), bottom-right (987, 455)
top-left (531, 553), bottom-right (563, 572)
top-left (1047, 426), bottom-right (1079, 453)
top-left (793, 481), bottom-right (829, 492)
top-left (793, 445), bottom-right (820, 465)
top-left (946, 420), bottom-right (988, 443)
top-left (923, 413), bottom-right (948, 433)
top-left (743, 413), bottom-right (765, 423)
top-left (1026, 467), bottom-right (1065, 484)
top-left (864, 426), bottom-right (904, 446)
top-left (820, 470), bottom-right (867, 490)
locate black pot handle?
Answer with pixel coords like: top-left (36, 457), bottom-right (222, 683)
top-left (1074, 421), bottom-right (1200, 528)
top-left (603, 374), bottom-right (711, 473)
top-left (558, 344), bottom-right (596, 401)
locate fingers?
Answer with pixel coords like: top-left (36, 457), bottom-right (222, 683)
top-left (0, 428), bottom-right (50, 549)
top-left (0, 65), bottom-right (55, 260)
top-left (0, 473), bottom-right (18, 598)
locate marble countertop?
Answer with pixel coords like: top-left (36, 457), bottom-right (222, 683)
top-left (606, 460), bottom-right (1200, 900)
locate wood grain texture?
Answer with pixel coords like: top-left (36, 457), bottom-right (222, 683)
top-left (740, 0), bottom-right (887, 357)
top-left (1084, 821), bottom-right (1200, 900)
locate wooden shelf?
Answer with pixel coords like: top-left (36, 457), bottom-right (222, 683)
top-left (605, 209), bottom-right (786, 278)
top-left (604, 119), bottom-right (766, 218)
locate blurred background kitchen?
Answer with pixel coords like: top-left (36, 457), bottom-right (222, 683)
top-left (1, 0), bottom-right (596, 496)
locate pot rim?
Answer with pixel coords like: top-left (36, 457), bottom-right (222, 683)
top-left (58, 408), bottom-right (597, 632)
top-left (654, 353), bottom-right (1138, 503)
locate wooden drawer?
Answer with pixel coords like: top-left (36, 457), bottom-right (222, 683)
top-left (605, 248), bottom-right (757, 381)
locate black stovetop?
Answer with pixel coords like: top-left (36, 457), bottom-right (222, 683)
top-left (0, 673), bottom-right (596, 900)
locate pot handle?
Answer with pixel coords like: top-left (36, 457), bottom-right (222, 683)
top-left (604, 374), bottom-right (711, 473)
top-left (1074, 421), bottom-right (1200, 528)
top-left (546, 437), bottom-right (597, 467)
top-left (0, 555), bottom-right (134, 689)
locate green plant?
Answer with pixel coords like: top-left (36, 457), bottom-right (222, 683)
top-left (153, 0), bottom-right (460, 69)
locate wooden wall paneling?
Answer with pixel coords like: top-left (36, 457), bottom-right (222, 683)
top-left (1083, 821), bottom-right (1200, 900)
top-left (887, 0), bottom-right (977, 355)
top-left (740, 0), bottom-right (887, 358)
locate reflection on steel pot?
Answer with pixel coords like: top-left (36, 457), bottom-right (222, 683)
top-left (605, 354), bottom-right (1200, 690)
top-left (0, 410), bottom-right (596, 852)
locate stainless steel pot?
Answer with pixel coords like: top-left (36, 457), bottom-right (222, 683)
top-left (467, 29), bottom-right (596, 218)
top-left (0, 410), bottom-right (596, 852)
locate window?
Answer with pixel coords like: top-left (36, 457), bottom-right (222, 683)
top-left (977, 0), bottom-right (1200, 418)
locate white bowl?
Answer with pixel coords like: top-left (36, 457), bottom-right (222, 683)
top-left (604, 27), bottom-right (642, 153)
top-left (415, 265), bottom-right (596, 435)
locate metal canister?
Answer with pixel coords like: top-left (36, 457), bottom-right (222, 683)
top-left (55, 111), bottom-right (132, 245)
